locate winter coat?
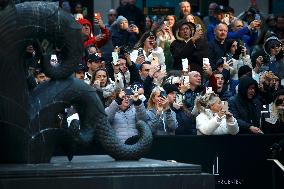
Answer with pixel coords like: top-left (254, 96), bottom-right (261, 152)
top-left (228, 76), bottom-right (262, 133)
top-left (147, 108), bottom-right (178, 135)
top-left (172, 106), bottom-right (197, 135)
top-left (111, 29), bottom-right (138, 49)
top-left (105, 100), bottom-right (148, 143)
top-left (170, 31), bottom-right (208, 73)
top-left (77, 19), bottom-right (110, 48)
top-left (196, 109), bottom-right (239, 135)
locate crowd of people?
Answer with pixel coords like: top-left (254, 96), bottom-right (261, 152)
top-left (25, 0), bottom-right (284, 143)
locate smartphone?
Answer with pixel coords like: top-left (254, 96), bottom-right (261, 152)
top-left (151, 56), bottom-right (159, 66)
top-left (94, 12), bottom-right (101, 21)
top-left (182, 58), bottom-right (189, 72)
top-left (224, 13), bottom-right (229, 18)
top-left (222, 101), bottom-right (229, 112)
top-left (196, 24), bottom-right (202, 31)
top-left (227, 59), bottom-right (234, 66)
top-left (159, 91), bottom-right (167, 98)
top-left (175, 94), bottom-right (183, 104)
top-left (124, 88), bottom-right (134, 96)
top-left (203, 58), bottom-right (210, 67)
top-left (112, 51), bottom-right (119, 65)
top-left (183, 76), bottom-right (189, 84)
top-left (138, 48), bottom-right (144, 56)
top-left (206, 87), bottom-right (212, 93)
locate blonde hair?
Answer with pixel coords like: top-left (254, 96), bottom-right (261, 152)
top-left (147, 87), bottom-right (163, 109)
top-left (194, 92), bottom-right (219, 113)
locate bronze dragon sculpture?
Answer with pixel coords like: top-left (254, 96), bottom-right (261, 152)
top-left (0, 0), bottom-right (152, 163)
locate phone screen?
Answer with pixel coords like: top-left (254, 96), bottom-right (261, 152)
top-left (94, 12), bottom-right (101, 20)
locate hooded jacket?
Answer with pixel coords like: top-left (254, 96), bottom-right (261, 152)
top-left (228, 76), bottom-right (262, 133)
top-left (170, 20), bottom-right (208, 73)
top-left (77, 18), bottom-right (110, 48)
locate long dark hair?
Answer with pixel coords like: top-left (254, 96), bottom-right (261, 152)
top-left (133, 31), bottom-right (157, 49)
top-left (91, 68), bottom-right (110, 87)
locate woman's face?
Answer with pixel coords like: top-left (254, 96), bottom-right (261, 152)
top-left (166, 15), bottom-right (175, 28)
top-left (119, 20), bottom-right (128, 30)
top-left (144, 35), bottom-right (156, 49)
top-left (95, 70), bottom-right (108, 87)
top-left (152, 92), bottom-right (162, 105)
top-left (276, 95), bottom-right (284, 109)
top-left (186, 15), bottom-right (195, 24)
top-left (210, 97), bottom-right (222, 113)
top-left (230, 41), bottom-right (238, 54)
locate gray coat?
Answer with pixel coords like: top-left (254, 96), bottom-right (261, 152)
top-left (105, 100), bottom-right (148, 143)
top-left (147, 108), bottom-right (178, 135)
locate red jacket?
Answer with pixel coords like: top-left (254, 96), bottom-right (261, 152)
top-left (77, 18), bottom-right (110, 48)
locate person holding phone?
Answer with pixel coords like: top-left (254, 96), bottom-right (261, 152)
top-left (163, 83), bottom-right (197, 135)
top-left (224, 39), bottom-right (252, 95)
top-left (111, 16), bottom-right (139, 49)
top-left (170, 20), bottom-right (208, 74)
top-left (77, 14), bottom-right (110, 48)
top-left (195, 92), bottom-right (239, 135)
top-left (105, 88), bottom-right (149, 143)
top-left (146, 87), bottom-right (178, 135)
top-left (130, 31), bottom-right (166, 70)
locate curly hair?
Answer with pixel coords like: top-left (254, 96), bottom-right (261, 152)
top-left (194, 92), bottom-right (219, 113)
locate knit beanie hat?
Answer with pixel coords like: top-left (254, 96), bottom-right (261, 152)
top-left (116, 15), bottom-right (128, 24)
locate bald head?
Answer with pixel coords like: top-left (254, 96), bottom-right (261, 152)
top-left (214, 23), bottom-right (228, 42)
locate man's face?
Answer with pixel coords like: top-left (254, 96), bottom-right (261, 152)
top-left (215, 74), bottom-right (224, 89)
top-left (118, 58), bottom-right (127, 73)
top-left (215, 13), bottom-right (224, 22)
top-left (179, 24), bottom-right (191, 40)
top-left (208, 3), bottom-right (217, 16)
top-left (215, 24), bottom-right (228, 42)
top-left (139, 64), bottom-right (151, 79)
top-left (167, 92), bottom-right (176, 104)
top-left (180, 1), bottom-right (191, 16)
top-left (82, 24), bottom-right (91, 36)
top-left (36, 73), bottom-right (48, 84)
top-left (119, 20), bottom-right (129, 30)
top-left (189, 72), bottom-right (201, 86)
top-left (232, 20), bottom-right (244, 32)
top-left (74, 71), bottom-right (85, 80)
top-left (247, 84), bottom-right (256, 99)
top-left (108, 9), bottom-right (117, 23)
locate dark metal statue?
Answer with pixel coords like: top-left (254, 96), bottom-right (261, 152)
top-left (0, 0), bottom-right (152, 163)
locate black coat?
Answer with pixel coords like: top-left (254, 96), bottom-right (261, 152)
top-left (208, 39), bottom-right (227, 70)
top-left (228, 76), bottom-right (262, 133)
top-left (170, 37), bottom-right (208, 74)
